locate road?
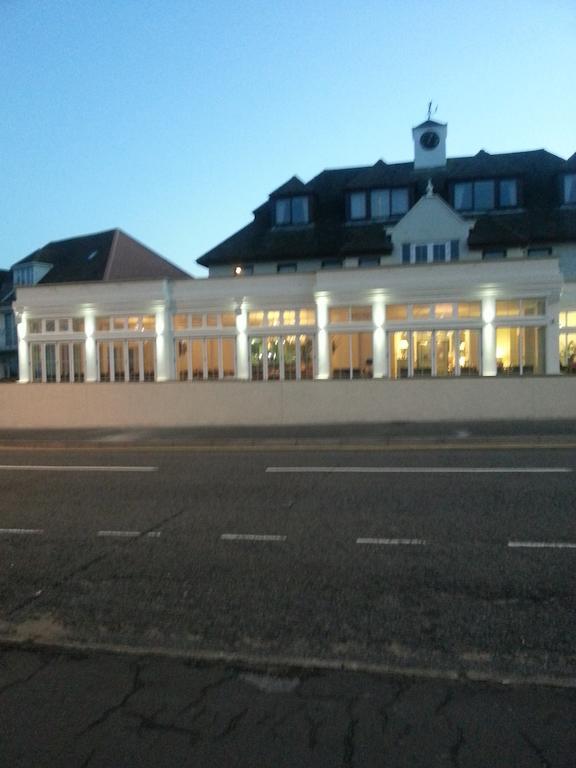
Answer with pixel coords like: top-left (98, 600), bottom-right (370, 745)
top-left (0, 430), bottom-right (575, 765)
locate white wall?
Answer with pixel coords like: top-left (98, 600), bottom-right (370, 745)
top-left (1, 379), bottom-right (575, 429)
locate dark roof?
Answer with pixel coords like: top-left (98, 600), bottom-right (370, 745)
top-left (413, 119), bottom-right (446, 129)
top-left (15, 229), bottom-right (190, 284)
top-left (197, 149), bottom-right (576, 268)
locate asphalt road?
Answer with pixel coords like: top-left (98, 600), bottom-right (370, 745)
top-left (0, 440), bottom-right (575, 684)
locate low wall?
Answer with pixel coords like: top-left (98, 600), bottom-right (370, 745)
top-left (1, 378), bottom-right (575, 428)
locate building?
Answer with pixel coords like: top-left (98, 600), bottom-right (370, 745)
top-left (4, 229), bottom-right (189, 381)
top-left (13, 119), bottom-right (576, 385)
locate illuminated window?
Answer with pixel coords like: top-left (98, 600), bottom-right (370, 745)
top-left (496, 327), bottom-right (544, 375)
top-left (330, 333), bottom-right (373, 379)
top-left (386, 305), bottom-right (408, 321)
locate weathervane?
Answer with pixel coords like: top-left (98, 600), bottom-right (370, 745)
top-left (427, 101), bottom-right (438, 121)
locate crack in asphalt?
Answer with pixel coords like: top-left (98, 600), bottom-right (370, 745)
top-left (0, 651), bottom-right (53, 696)
top-left (449, 725), bottom-right (465, 768)
top-left (76, 661), bottom-right (144, 737)
top-left (342, 697), bottom-right (358, 767)
top-left (520, 730), bottom-right (553, 767)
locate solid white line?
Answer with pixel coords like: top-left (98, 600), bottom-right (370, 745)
top-left (146, 531), bottom-right (162, 538)
top-left (97, 530), bottom-right (141, 538)
top-left (508, 541), bottom-right (576, 550)
top-left (0, 465), bottom-right (158, 473)
top-left (357, 537), bottom-right (426, 546)
top-left (0, 528), bottom-right (44, 535)
top-left (266, 467), bottom-right (571, 474)
top-left (220, 533), bottom-right (287, 542)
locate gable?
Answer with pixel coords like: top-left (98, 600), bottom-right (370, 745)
top-left (389, 193), bottom-right (474, 247)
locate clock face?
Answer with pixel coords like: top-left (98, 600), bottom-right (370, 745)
top-left (420, 131), bottom-right (440, 150)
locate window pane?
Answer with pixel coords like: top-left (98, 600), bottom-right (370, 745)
top-left (221, 312), bottom-right (236, 327)
top-left (413, 331), bottom-right (432, 376)
top-left (330, 334), bottom-right (351, 379)
top-left (127, 317), bottom-right (139, 331)
top-left (457, 302), bottom-right (481, 318)
top-left (283, 336), bottom-right (297, 380)
top-left (73, 342), bottom-right (85, 382)
top-left (277, 263), bottom-right (297, 273)
top-left (564, 174), bottom-right (576, 204)
top-left (45, 344), bottom-right (56, 381)
top-left (206, 339), bottom-right (219, 379)
top-left (31, 343), bottom-right (42, 382)
top-left (176, 340), bottom-right (188, 380)
top-left (275, 199), bottom-right (291, 225)
top-left (413, 305), bottom-right (431, 318)
top-left (522, 327), bottom-right (544, 375)
top-left (499, 179), bottom-right (517, 207)
top-left (483, 250), bottom-right (506, 260)
top-left (453, 183), bottom-right (472, 210)
top-left (206, 313), bottom-right (218, 327)
top-left (248, 311), bottom-right (264, 327)
top-left (350, 306), bottom-right (372, 322)
top-left (118, 317), bottom-right (130, 330)
top-left (173, 314), bottom-right (188, 331)
top-left (459, 330), bottom-right (481, 376)
top-left (386, 305), bottom-right (408, 321)
top-left (98, 342), bottom-right (110, 381)
top-left (560, 333), bottom-right (576, 373)
top-left (522, 299), bottom-right (545, 316)
top-left (113, 341), bottom-right (125, 381)
top-left (59, 344), bottom-right (70, 382)
top-left (435, 330), bottom-right (455, 376)
top-left (191, 313), bottom-right (203, 327)
top-left (58, 319), bottom-right (69, 332)
top-left (267, 311), bottom-right (281, 327)
top-left (266, 337), bottom-right (280, 380)
top-left (192, 340), bottom-right (203, 379)
top-left (283, 310), bottom-right (296, 326)
top-left (567, 311), bottom-right (576, 327)
top-left (414, 245), bottom-right (428, 263)
top-left (434, 303), bottom-right (453, 319)
top-left (143, 340), bottom-right (155, 381)
top-left (349, 192), bottom-right (366, 220)
top-left (432, 244), bottom-right (446, 263)
top-left (250, 338), bottom-right (263, 380)
top-left (45, 320), bottom-right (55, 332)
top-left (351, 332), bottom-right (373, 378)
top-left (370, 189), bottom-right (390, 218)
top-left (222, 338), bottom-right (235, 378)
top-left (329, 307), bottom-right (349, 324)
top-left (496, 300), bottom-right (521, 317)
top-left (299, 308), bottom-right (316, 325)
top-left (142, 316), bottom-right (155, 331)
top-left (474, 180), bottom-right (495, 210)
top-left (291, 196), bottom-right (309, 224)
top-left (389, 331), bottom-right (409, 379)
top-left (300, 335), bottom-right (314, 379)
top-left (391, 188), bottom-right (409, 214)
top-left (128, 341), bottom-right (140, 381)
top-left (496, 327), bottom-right (520, 374)
top-left (28, 320), bottom-right (41, 334)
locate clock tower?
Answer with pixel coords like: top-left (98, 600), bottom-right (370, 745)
top-left (412, 117), bottom-right (447, 170)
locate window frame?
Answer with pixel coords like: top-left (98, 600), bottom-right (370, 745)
top-left (452, 178), bottom-right (519, 212)
top-left (347, 187), bottom-right (410, 222)
top-left (274, 196), bottom-right (310, 226)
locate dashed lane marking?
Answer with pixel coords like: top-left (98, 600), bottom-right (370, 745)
top-left (266, 466), bottom-right (572, 474)
top-left (0, 465), bottom-right (158, 473)
top-left (0, 528), bottom-right (44, 535)
top-left (508, 541), bottom-right (576, 550)
top-left (357, 537), bottom-right (427, 546)
top-left (220, 533), bottom-right (287, 542)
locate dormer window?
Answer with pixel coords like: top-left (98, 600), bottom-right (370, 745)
top-left (275, 196), bottom-right (310, 226)
top-left (563, 174), bottom-right (576, 204)
top-left (348, 188), bottom-right (409, 221)
top-left (453, 178), bottom-right (518, 211)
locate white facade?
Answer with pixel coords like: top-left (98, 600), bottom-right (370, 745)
top-left (13, 257), bottom-right (572, 384)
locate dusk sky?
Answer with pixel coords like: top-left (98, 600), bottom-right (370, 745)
top-left (1, 0), bottom-right (574, 277)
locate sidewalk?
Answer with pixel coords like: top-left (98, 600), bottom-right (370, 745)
top-left (1, 645), bottom-right (574, 768)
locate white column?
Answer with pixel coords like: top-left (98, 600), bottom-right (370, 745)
top-left (545, 300), bottom-right (560, 375)
top-left (372, 301), bottom-right (386, 378)
top-left (316, 296), bottom-right (329, 379)
top-left (235, 308), bottom-right (249, 380)
top-left (155, 308), bottom-right (173, 381)
top-left (481, 297), bottom-right (497, 376)
top-left (85, 314), bottom-right (97, 382)
top-left (17, 315), bottom-right (29, 383)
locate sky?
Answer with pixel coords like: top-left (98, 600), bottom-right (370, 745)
top-left (0, 0), bottom-right (574, 278)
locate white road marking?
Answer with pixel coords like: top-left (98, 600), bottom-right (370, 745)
top-left (357, 537), bottom-right (427, 546)
top-left (97, 530), bottom-right (141, 538)
top-left (266, 467), bottom-right (571, 474)
top-left (146, 531), bottom-right (162, 538)
top-left (221, 533), bottom-right (287, 542)
top-left (0, 528), bottom-right (43, 535)
top-left (508, 541), bottom-right (576, 550)
top-left (0, 465), bottom-right (158, 473)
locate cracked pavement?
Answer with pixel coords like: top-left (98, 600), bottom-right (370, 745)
top-left (1, 646), bottom-right (575, 767)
